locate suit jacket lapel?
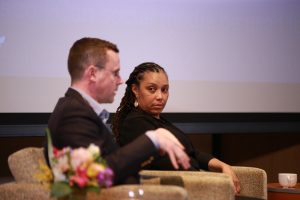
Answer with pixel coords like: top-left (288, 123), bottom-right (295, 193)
top-left (65, 88), bottom-right (118, 150)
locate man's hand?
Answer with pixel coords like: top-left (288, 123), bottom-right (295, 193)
top-left (153, 128), bottom-right (190, 170)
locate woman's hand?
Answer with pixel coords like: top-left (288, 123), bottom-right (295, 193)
top-left (221, 164), bottom-right (241, 194)
top-left (208, 158), bottom-right (241, 194)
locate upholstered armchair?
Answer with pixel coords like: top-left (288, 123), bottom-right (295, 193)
top-left (140, 167), bottom-right (267, 200)
top-left (232, 166), bottom-right (267, 199)
top-left (0, 182), bottom-right (188, 200)
top-left (0, 147), bottom-right (188, 200)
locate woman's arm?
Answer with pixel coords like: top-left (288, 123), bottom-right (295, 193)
top-left (208, 158), bottom-right (241, 194)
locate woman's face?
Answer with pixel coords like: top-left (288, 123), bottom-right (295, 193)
top-left (132, 70), bottom-right (169, 118)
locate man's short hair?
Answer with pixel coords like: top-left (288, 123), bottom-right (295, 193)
top-left (68, 37), bottom-right (119, 81)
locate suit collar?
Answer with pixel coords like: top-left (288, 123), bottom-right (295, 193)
top-left (65, 87), bottom-right (109, 123)
top-left (65, 87), bottom-right (85, 101)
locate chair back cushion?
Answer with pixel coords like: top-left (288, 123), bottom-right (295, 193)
top-left (8, 147), bottom-right (47, 183)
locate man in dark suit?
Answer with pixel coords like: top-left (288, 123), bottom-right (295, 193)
top-left (48, 37), bottom-right (190, 185)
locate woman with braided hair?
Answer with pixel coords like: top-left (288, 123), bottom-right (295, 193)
top-left (111, 62), bottom-right (240, 193)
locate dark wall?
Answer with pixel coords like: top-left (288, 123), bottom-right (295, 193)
top-left (1, 113), bottom-right (299, 183)
top-left (188, 133), bottom-right (300, 183)
top-left (0, 136), bottom-right (45, 177)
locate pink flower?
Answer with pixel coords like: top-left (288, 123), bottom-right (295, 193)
top-left (71, 148), bottom-right (93, 169)
top-left (70, 167), bottom-right (89, 188)
top-left (53, 147), bottom-right (60, 157)
top-left (53, 147), bottom-right (71, 158)
top-left (69, 175), bottom-right (88, 188)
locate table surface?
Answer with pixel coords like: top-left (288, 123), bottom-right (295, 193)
top-left (268, 183), bottom-right (300, 194)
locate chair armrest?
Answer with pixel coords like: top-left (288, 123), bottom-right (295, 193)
top-left (140, 170), bottom-right (235, 200)
top-left (232, 166), bottom-right (267, 200)
top-left (93, 185), bottom-right (188, 200)
top-left (0, 182), bottom-right (54, 200)
top-left (0, 182), bottom-right (188, 200)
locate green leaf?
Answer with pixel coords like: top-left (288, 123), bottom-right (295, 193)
top-left (46, 128), bottom-right (54, 169)
top-left (87, 185), bottom-right (100, 193)
top-left (51, 182), bottom-right (72, 198)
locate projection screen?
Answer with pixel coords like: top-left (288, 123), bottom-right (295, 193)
top-left (1, 0), bottom-right (300, 113)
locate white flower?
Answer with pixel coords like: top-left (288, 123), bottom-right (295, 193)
top-left (52, 167), bottom-right (67, 182)
top-left (88, 144), bottom-right (100, 159)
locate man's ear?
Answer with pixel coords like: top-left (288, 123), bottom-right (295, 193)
top-left (86, 65), bottom-right (97, 81)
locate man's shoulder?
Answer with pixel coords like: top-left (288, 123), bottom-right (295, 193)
top-left (54, 89), bottom-right (88, 110)
top-left (49, 89), bottom-right (95, 124)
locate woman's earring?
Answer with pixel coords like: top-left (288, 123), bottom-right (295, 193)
top-left (134, 100), bottom-right (139, 107)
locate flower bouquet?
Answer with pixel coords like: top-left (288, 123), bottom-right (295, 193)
top-left (46, 129), bottom-right (114, 199)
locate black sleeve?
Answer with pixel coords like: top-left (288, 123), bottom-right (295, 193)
top-left (193, 148), bottom-right (214, 170)
top-left (119, 115), bottom-right (159, 146)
